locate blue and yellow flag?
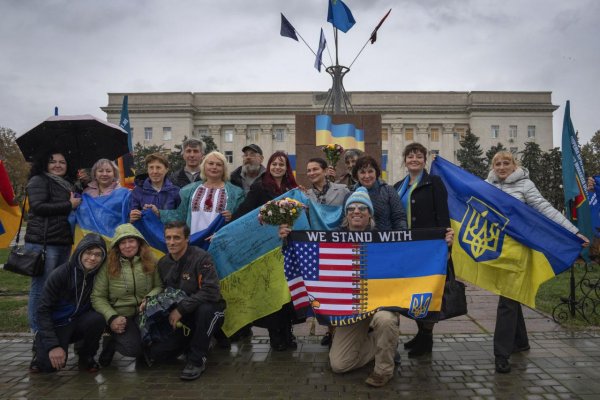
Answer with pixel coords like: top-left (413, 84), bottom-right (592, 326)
top-left (431, 156), bottom-right (584, 307)
top-left (284, 229), bottom-right (448, 326)
top-left (208, 189), bottom-right (312, 335)
top-left (0, 160), bottom-right (21, 248)
top-left (315, 114), bottom-right (365, 151)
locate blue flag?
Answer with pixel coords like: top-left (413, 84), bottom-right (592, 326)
top-left (561, 101), bottom-right (592, 250)
top-left (280, 13), bottom-right (298, 41)
top-left (590, 177), bottom-right (600, 238)
top-left (327, 0), bottom-right (355, 33)
top-left (119, 95), bottom-right (132, 152)
top-left (431, 156), bottom-right (584, 307)
top-left (314, 28), bottom-right (327, 72)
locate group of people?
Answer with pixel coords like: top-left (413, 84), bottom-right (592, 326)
top-left (22, 137), bottom-right (589, 386)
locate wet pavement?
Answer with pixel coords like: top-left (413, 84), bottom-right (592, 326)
top-left (1, 284), bottom-right (600, 399)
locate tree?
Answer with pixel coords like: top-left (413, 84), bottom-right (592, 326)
top-left (202, 135), bottom-right (218, 153)
top-left (581, 129), bottom-right (600, 177)
top-left (537, 147), bottom-right (564, 212)
top-left (456, 129), bottom-right (487, 178)
top-left (519, 142), bottom-right (543, 185)
top-left (485, 142), bottom-right (507, 169)
top-left (0, 127), bottom-right (29, 201)
top-left (132, 142), bottom-right (167, 176)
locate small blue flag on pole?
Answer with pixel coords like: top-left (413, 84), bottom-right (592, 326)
top-left (314, 28), bottom-right (327, 72)
top-left (280, 13), bottom-right (298, 41)
top-left (327, 0), bottom-right (356, 33)
top-left (119, 95), bottom-right (132, 152)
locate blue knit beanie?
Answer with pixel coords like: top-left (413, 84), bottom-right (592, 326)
top-left (345, 187), bottom-right (374, 214)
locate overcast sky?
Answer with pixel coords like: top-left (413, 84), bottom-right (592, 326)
top-left (1, 0), bottom-right (598, 147)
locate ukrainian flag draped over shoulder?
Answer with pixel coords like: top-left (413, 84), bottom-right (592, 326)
top-left (430, 156), bottom-right (583, 307)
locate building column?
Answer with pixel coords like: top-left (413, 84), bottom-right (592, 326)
top-left (233, 124), bottom-right (247, 166)
top-left (260, 124), bottom-right (273, 158)
top-left (417, 123), bottom-right (429, 146)
top-left (286, 124), bottom-right (296, 157)
top-left (390, 123), bottom-right (404, 184)
top-left (442, 124), bottom-right (455, 163)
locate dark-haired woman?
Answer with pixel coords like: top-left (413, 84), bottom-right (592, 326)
top-left (393, 143), bottom-right (451, 357)
top-left (91, 223), bottom-right (162, 366)
top-left (350, 155), bottom-right (407, 231)
top-left (232, 151), bottom-right (300, 351)
top-left (24, 151), bottom-right (82, 333)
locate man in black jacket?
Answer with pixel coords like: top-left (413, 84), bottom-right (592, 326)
top-left (169, 139), bottom-right (204, 188)
top-left (30, 233), bottom-right (107, 373)
top-left (148, 221), bottom-right (225, 381)
top-left (230, 144), bottom-right (265, 193)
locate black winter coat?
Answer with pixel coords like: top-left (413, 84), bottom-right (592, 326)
top-left (232, 177), bottom-right (293, 220)
top-left (393, 170), bottom-right (450, 229)
top-left (25, 174), bottom-right (74, 245)
top-left (169, 168), bottom-right (202, 189)
top-left (37, 234), bottom-right (107, 352)
top-left (158, 246), bottom-right (224, 315)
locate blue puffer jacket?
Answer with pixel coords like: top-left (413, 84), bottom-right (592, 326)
top-left (36, 233), bottom-right (107, 351)
top-left (130, 176), bottom-right (181, 211)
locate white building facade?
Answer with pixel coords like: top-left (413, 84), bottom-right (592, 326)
top-left (102, 91), bottom-right (557, 184)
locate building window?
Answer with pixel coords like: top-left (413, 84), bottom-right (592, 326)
top-left (528, 125), bottom-right (536, 138)
top-left (405, 128), bottom-right (414, 141)
top-left (509, 125), bottom-right (517, 138)
top-left (225, 151), bottom-right (233, 164)
top-left (274, 128), bottom-right (285, 142)
top-left (248, 128), bottom-right (260, 142)
top-left (194, 127), bottom-right (208, 139)
top-left (162, 127), bottom-right (172, 141)
top-left (223, 128), bottom-right (234, 143)
top-left (510, 147), bottom-right (518, 154)
top-left (491, 125), bottom-right (499, 139)
top-left (144, 127), bottom-right (153, 141)
top-left (430, 128), bottom-right (440, 142)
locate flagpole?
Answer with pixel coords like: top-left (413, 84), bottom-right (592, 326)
top-left (348, 37), bottom-right (370, 69)
top-left (294, 30), bottom-right (328, 70)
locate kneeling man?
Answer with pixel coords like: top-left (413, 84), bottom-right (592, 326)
top-left (31, 233), bottom-right (107, 373)
top-left (149, 221), bottom-right (226, 380)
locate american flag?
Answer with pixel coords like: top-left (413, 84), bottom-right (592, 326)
top-left (283, 241), bottom-right (366, 316)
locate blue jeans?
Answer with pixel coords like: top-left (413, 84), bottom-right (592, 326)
top-left (25, 243), bottom-right (71, 333)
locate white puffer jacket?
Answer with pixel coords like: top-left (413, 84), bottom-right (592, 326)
top-left (486, 167), bottom-right (578, 234)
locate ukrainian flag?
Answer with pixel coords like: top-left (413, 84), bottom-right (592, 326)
top-left (315, 114), bottom-right (365, 151)
top-left (431, 156), bottom-right (584, 308)
top-left (0, 160), bottom-right (21, 248)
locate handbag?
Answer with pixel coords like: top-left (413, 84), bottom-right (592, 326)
top-left (439, 257), bottom-right (468, 320)
top-left (3, 198), bottom-right (47, 277)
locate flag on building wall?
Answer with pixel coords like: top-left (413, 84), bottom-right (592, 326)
top-left (315, 115), bottom-right (364, 151)
top-left (561, 100), bottom-right (592, 249)
top-left (327, 0), bottom-right (356, 33)
top-left (284, 229), bottom-right (448, 326)
top-left (314, 28), bottom-right (327, 72)
top-left (117, 95), bottom-right (135, 189)
top-left (280, 13), bottom-right (298, 41)
top-left (430, 156), bottom-right (584, 308)
top-left (0, 160), bottom-right (21, 248)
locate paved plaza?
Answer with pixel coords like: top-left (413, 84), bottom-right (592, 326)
top-left (1, 284), bottom-right (600, 399)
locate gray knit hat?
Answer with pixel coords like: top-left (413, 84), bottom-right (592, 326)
top-left (344, 187), bottom-right (374, 214)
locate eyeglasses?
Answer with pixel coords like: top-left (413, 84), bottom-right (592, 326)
top-left (346, 205), bottom-right (369, 213)
top-left (83, 250), bottom-right (104, 258)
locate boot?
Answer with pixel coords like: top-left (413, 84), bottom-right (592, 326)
top-left (285, 323), bottom-right (297, 350)
top-left (408, 332), bottom-right (433, 358)
top-left (268, 328), bottom-right (287, 351)
top-left (403, 332), bottom-right (422, 350)
top-left (98, 335), bottom-right (116, 367)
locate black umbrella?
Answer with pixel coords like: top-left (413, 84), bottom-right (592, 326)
top-left (16, 114), bottom-right (129, 170)
top-left (139, 288), bottom-right (190, 345)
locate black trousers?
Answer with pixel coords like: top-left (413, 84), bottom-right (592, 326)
top-left (34, 310), bottom-right (105, 372)
top-left (149, 302), bottom-right (225, 366)
top-left (493, 296), bottom-right (529, 359)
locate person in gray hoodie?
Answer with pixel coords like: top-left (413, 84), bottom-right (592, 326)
top-left (30, 233), bottom-right (107, 373)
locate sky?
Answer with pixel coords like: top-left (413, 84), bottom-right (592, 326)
top-left (1, 0), bottom-right (599, 147)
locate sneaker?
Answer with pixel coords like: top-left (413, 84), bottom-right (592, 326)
top-left (320, 332), bottom-right (332, 347)
top-left (180, 362), bottom-right (206, 381)
top-left (98, 336), bottom-right (116, 367)
top-left (79, 356), bottom-right (100, 373)
top-left (365, 371), bottom-right (392, 387)
top-left (495, 356), bottom-right (511, 373)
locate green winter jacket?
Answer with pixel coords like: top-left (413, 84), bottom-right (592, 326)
top-left (91, 224), bottom-right (162, 322)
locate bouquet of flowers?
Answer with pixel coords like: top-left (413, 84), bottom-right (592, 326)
top-left (322, 144), bottom-right (344, 167)
top-left (259, 197), bottom-right (305, 226)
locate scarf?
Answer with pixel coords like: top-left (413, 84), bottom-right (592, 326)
top-left (44, 172), bottom-right (75, 193)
